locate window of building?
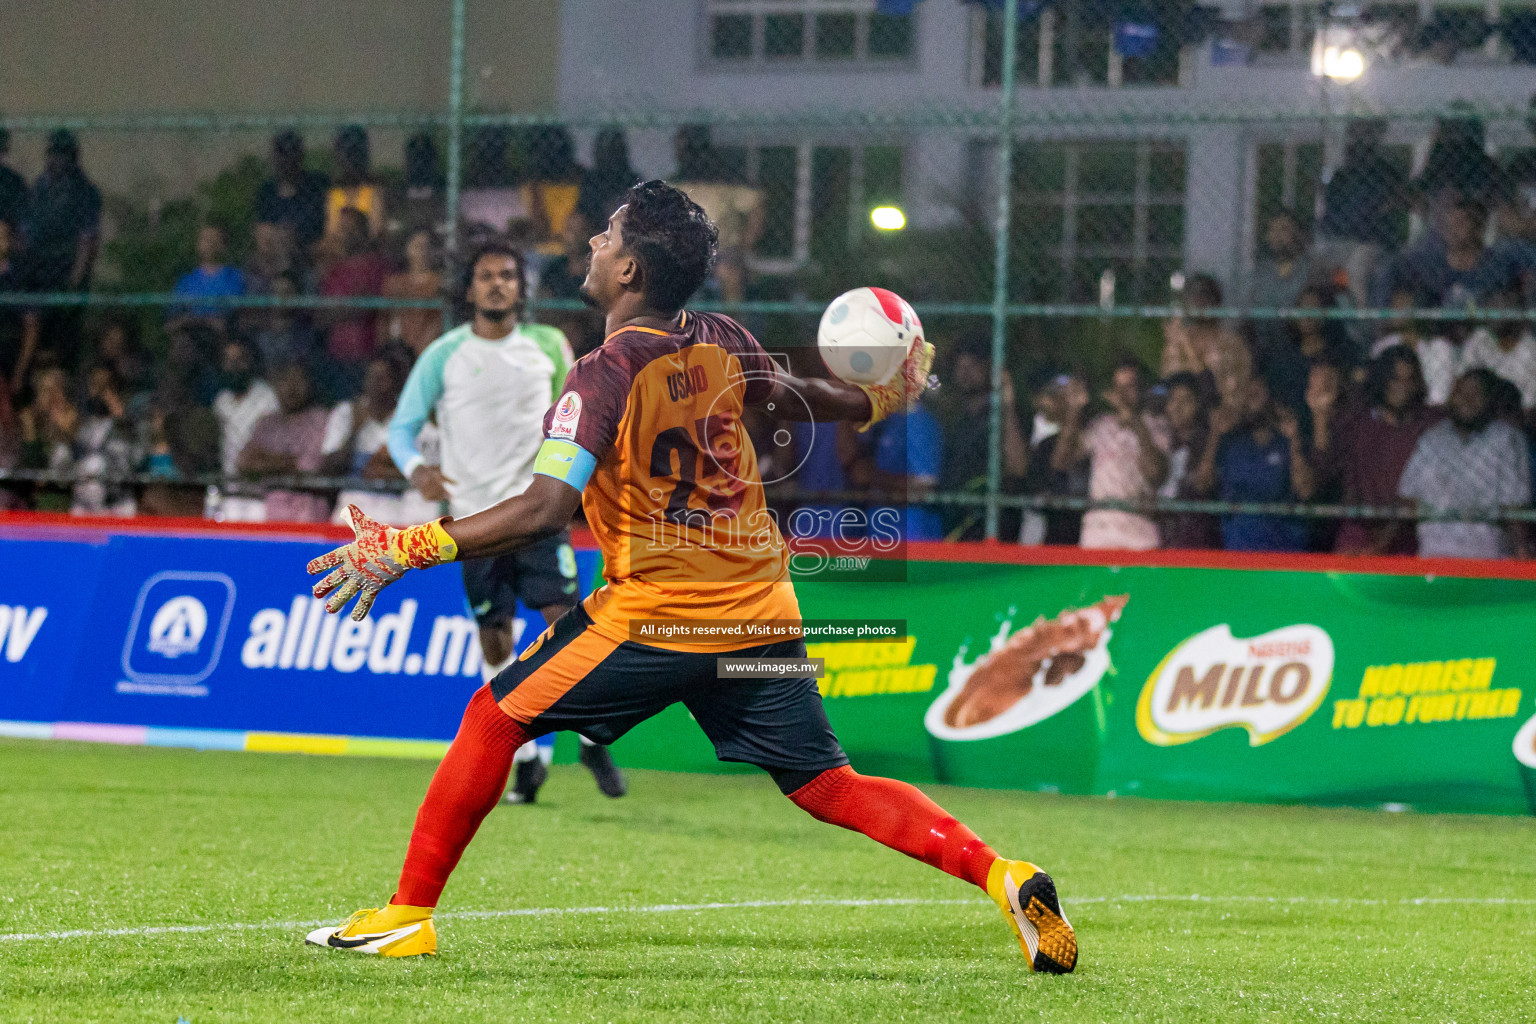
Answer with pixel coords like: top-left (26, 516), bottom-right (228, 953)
top-left (1010, 141), bottom-right (1187, 303)
top-left (712, 140), bottom-right (906, 272)
top-left (975, 5), bottom-right (1184, 88)
top-left (706, 0), bottom-right (916, 66)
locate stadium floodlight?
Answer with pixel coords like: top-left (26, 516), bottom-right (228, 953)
top-left (1312, 11), bottom-right (1366, 83)
top-left (870, 205), bottom-right (906, 231)
top-left (1318, 45), bottom-right (1365, 81)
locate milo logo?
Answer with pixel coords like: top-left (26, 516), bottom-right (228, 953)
top-left (1137, 624), bottom-right (1334, 747)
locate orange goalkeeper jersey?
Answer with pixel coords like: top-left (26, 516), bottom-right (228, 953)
top-left (536, 311), bottom-right (800, 651)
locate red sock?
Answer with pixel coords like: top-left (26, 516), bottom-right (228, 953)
top-left (395, 685), bottom-right (528, 907)
top-left (788, 766), bottom-right (998, 890)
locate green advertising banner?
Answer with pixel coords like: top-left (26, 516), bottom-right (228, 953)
top-left (610, 557), bottom-right (1536, 815)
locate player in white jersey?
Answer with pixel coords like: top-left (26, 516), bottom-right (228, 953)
top-left (387, 242), bottom-right (626, 803)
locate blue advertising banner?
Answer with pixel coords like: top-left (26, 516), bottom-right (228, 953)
top-left (0, 526), bottom-right (599, 743)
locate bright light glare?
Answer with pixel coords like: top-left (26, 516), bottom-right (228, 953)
top-left (1319, 45), bottom-right (1364, 81)
top-left (870, 205), bottom-right (906, 231)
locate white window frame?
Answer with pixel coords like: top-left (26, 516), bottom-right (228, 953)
top-left (711, 136), bottom-right (907, 274)
top-left (701, 0), bottom-right (919, 70)
top-left (966, 6), bottom-right (1192, 90)
top-left (1015, 139), bottom-right (1187, 302)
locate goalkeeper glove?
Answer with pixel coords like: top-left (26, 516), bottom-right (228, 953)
top-left (307, 504), bottom-right (459, 620)
top-left (857, 339), bottom-right (935, 431)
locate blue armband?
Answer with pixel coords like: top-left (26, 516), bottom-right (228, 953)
top-left (533, 438), bottom-right (598, 492)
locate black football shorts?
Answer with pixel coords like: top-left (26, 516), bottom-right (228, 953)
top-left (488, 602), bottom-right (848, 773)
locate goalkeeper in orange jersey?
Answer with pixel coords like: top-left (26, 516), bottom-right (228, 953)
top-left (302, 180), bottom-right (1076, 972)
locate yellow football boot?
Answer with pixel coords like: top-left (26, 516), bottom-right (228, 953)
top-left (304, 902), bottom-right (437, 957)
top-left (985, 859), bottom-right (1077, 974)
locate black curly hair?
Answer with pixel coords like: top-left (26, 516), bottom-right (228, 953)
top-left (617, 180), bottom-right (718, 313)
top-left (459, 240), bottom-right (528, 320)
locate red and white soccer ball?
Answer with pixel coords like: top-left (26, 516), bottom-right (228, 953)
top-left (817, 286), bottom-right (922, 387)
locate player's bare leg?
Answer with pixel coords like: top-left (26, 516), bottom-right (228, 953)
top-left (776, 766), bottom-right (1076, 973)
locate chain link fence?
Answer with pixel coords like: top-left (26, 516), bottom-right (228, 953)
top-left (3, 0), bottom-right (1536, 557)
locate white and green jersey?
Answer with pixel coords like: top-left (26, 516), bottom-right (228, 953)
top-left (388, 321), bottom-right (573, 520)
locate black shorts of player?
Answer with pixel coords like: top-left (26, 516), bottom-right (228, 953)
top-left (460, 530), bottom-right (580, 624)
top-left (489, 602), bottom-right (849, 774)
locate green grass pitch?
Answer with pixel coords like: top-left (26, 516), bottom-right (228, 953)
top-left (2, 738), bottom-right (1533, 1023)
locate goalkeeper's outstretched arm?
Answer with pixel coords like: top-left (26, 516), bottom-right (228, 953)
top-left (307, 476), bottom-right (582, 620)
top-left (443, 474), bottom-right (582, 559)
top-left (757, 340), bottom-right (934, 431)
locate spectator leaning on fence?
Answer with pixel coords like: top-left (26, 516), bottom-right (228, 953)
top-left (71, 363), bottom-right (138, 517)
top-left (1458, 286), bottom-right (1536, 410)
top-left (1161, 273), bottom-right (1252, 409)
top-left (255, 131), bottom-right (328, 259)
top-left (1053, 357), bottom-right (1169, 552)
top-left (1021, 371), bottom-right (1088, 546)
top-left (237, 362), bottom-right (333, 523)
top-left (212, 336), bottom-right (278, 520)
top-left (1301, 358), bottom-right (1349, 552)
top-left (1157, 371), bottom-right (1219, 550)
top-left (1194, 376), bottom-right (1314, 553)
top-left (1399, 368), bottom-right (1531, 560)
top-left (1334, 348), bottom-right (1436, 556)
top-left (1372, 288), bottom-right (1458, 407)
top-left (18, 366), bottom-right (77, 511)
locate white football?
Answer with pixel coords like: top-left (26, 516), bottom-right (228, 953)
top-left (817, 287), bottom-right (922, 387)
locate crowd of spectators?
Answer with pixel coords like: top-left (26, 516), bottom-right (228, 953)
top-left (973, 107), bottom-right (1536, 559)
top-left (0, 122), bottom-right (768, 526)
top-left (1, 111), bottom-right (1535, 559)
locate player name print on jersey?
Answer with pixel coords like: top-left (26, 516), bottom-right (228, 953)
top-left (667, 365), bottom-right (709, 402)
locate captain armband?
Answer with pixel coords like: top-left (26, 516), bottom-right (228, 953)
top-left (533, 438), bottom-right (598, 492)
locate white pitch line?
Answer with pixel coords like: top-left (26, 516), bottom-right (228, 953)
top-left (1, 893), bottom-right (1531, 945)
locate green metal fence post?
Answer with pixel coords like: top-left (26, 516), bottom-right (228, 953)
top-left (985, 0), bottom-right (1020, 541)
top-left (445, 0), bottom-right (466, 263)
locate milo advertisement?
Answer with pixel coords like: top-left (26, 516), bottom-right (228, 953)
top-left (612, 558), bottom-right (1536, 815)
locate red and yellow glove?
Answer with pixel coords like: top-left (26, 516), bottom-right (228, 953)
top-left (306, 504), bottom-right (459, 620)
top-left (858, 339), bottom-right (935, 431)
